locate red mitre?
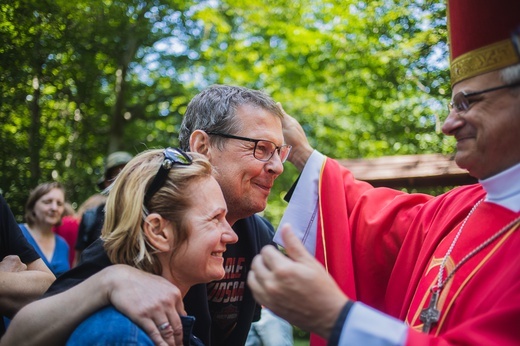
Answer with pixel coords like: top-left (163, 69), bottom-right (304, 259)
top-left (448, 0), bottom-right (520, 86)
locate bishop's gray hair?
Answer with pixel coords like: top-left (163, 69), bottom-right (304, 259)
top-left (501, 63), bottom-right (520, 85)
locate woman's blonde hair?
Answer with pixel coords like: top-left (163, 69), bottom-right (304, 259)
top-left (102, 149), bottom-right (213, 274)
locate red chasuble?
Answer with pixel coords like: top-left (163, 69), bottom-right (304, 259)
top-left (310, 158), bottom-right (520, 346)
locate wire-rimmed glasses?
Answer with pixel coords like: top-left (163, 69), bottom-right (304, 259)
top-left (448, 81), bottom-right (520, 114)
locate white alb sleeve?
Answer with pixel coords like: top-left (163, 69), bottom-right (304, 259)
top-left (274, 150), bottom-right (325, 256)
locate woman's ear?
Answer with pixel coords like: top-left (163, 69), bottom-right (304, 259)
top-left (143, 213), bottom-right (173, 253)
top-left (190, 129), bottom-right (211, 159)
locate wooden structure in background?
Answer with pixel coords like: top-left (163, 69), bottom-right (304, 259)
top-left (338, 154), bottom-right (477, 189)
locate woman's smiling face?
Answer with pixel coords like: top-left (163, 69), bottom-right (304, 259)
top-left (169, 176), bottom-right (238, 286)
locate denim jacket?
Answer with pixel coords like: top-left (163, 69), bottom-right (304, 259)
top-left (67, 305), bottom-right (204, 346)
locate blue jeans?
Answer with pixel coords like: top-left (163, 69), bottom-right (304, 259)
top-left (245, 308), bottom-right (293, 346)
top-left (67, 306), bottom-right (154, 346)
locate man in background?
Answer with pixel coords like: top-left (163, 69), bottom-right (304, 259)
top-left (74, 151), bottom-right (133, 263)
top-left (0, 194), bottom-right (55, 337)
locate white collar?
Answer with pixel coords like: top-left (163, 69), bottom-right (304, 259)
top-left (480, 162), bottom-right (520, 212)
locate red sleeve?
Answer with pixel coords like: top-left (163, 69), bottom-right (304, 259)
top-left (316, 158), bottom-right (433, 302)
top-left (311, 158), bottom-right (432, 346)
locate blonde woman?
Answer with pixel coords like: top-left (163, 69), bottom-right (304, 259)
top-left (66, 148), bottom-right (237, 345)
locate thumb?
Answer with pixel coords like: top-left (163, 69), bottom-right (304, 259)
top-left (277, 102), bottom-right (294, 123)
top-left (280, 224), bottom-right (314, 263)
top-left (276, 102), bottom-right (285, 114)
top-left (277, 103), bottom-right (294, 124)
top-left (176, 300), bottom-right (187, 316)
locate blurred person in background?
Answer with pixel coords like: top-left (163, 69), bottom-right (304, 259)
top-left (75, 194), bottom-right (107, 218)
top-left (74, 151), bottom-right (133, 262)
top-left (0, 194), bottom-right (55, 338)
top-left (70, 193), bottom-right (107, 267)
top-left (53, 202), bottom-right (79, 267)
top-left (19, 182), bottom-right (69, 277)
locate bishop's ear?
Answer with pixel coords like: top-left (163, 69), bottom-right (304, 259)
top-left (143, 213), bottom-right (173, 252)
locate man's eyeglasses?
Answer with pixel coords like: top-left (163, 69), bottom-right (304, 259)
top-left (144, 148), bottom-right (192, 205)
top-left (207, 132), bottom-right (292, 163)
top-left (448, 81), bottom-right (520, 114)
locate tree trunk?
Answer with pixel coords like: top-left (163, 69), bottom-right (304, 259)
top-left (29, 74), bottom-right (41, 183)
top-left (108, 33), bottom-right (138, 154)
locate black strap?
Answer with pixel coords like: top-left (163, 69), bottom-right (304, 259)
top-left (328, 300), bottom-right (354, 346)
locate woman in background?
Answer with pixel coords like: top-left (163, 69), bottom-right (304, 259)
top-left (20, 182), bottom-right (69, 277)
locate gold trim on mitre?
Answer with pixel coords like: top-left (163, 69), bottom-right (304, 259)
top-left (450, 39), bottom-right (520, 86)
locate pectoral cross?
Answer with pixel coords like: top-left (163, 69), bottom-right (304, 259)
top-left (420, 289), bottom-right (440, 333)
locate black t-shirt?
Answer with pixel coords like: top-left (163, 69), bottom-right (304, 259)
top-left (75, 204), bottom-right (105, 251)
top-left (206, 215), bottom-right (274, 346)
top-left (44, 214), bottom-right (275, 346)
top-left (0, 194), bottom-right (41, 336)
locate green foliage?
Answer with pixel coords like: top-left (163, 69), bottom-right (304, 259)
top-left (0, 0), bottom-right (450, 222)
top-left (0, 0), bottom-right (198, 217)
top-left (187, 0), bottom-right (450, 224)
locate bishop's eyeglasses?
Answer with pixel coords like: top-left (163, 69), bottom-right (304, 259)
top-left (447, 81), bottom-right (520, 115)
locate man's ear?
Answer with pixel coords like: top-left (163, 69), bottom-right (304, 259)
top-left (143, 213), bottom-right (172, 253)
top-left (190, 129), bottom-right (211, 158)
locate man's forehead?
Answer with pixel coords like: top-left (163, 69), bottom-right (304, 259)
top-left (235, 104), bottom-right (281, 123)
top-left (237, 117), bottom-right (283, 140)
top-left (452, 70), bottom-right (501, 94)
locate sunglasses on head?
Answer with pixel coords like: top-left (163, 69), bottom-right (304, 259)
top-left (143, 148), bottom-right (193, 205)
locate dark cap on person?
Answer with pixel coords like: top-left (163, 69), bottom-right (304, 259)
top-left (96, 151), bottom-right (133, 190)
top-left (448, 0), bottom-right (520, 86)
top-left (105, 151), bottom-right (133, 177)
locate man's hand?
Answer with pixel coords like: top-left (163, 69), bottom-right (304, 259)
top-left (104, 265), bottom-right (186, 346)
top-left (277, 103), bottom-right (314, 171)
top-left (1, 264), bottom-right (184, 346)
top-left (248, 224), bottom-right (349, 340)
top-left (0, 255), bottom-right (27, 272)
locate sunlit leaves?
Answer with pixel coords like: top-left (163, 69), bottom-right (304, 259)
top-left (1, 0), bottom-right (449, 222)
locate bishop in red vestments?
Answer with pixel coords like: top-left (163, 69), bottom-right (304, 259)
top-left (248, 1), bottom-right (520, 345)
top-left (314, 157), bottom-right (520, 345)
